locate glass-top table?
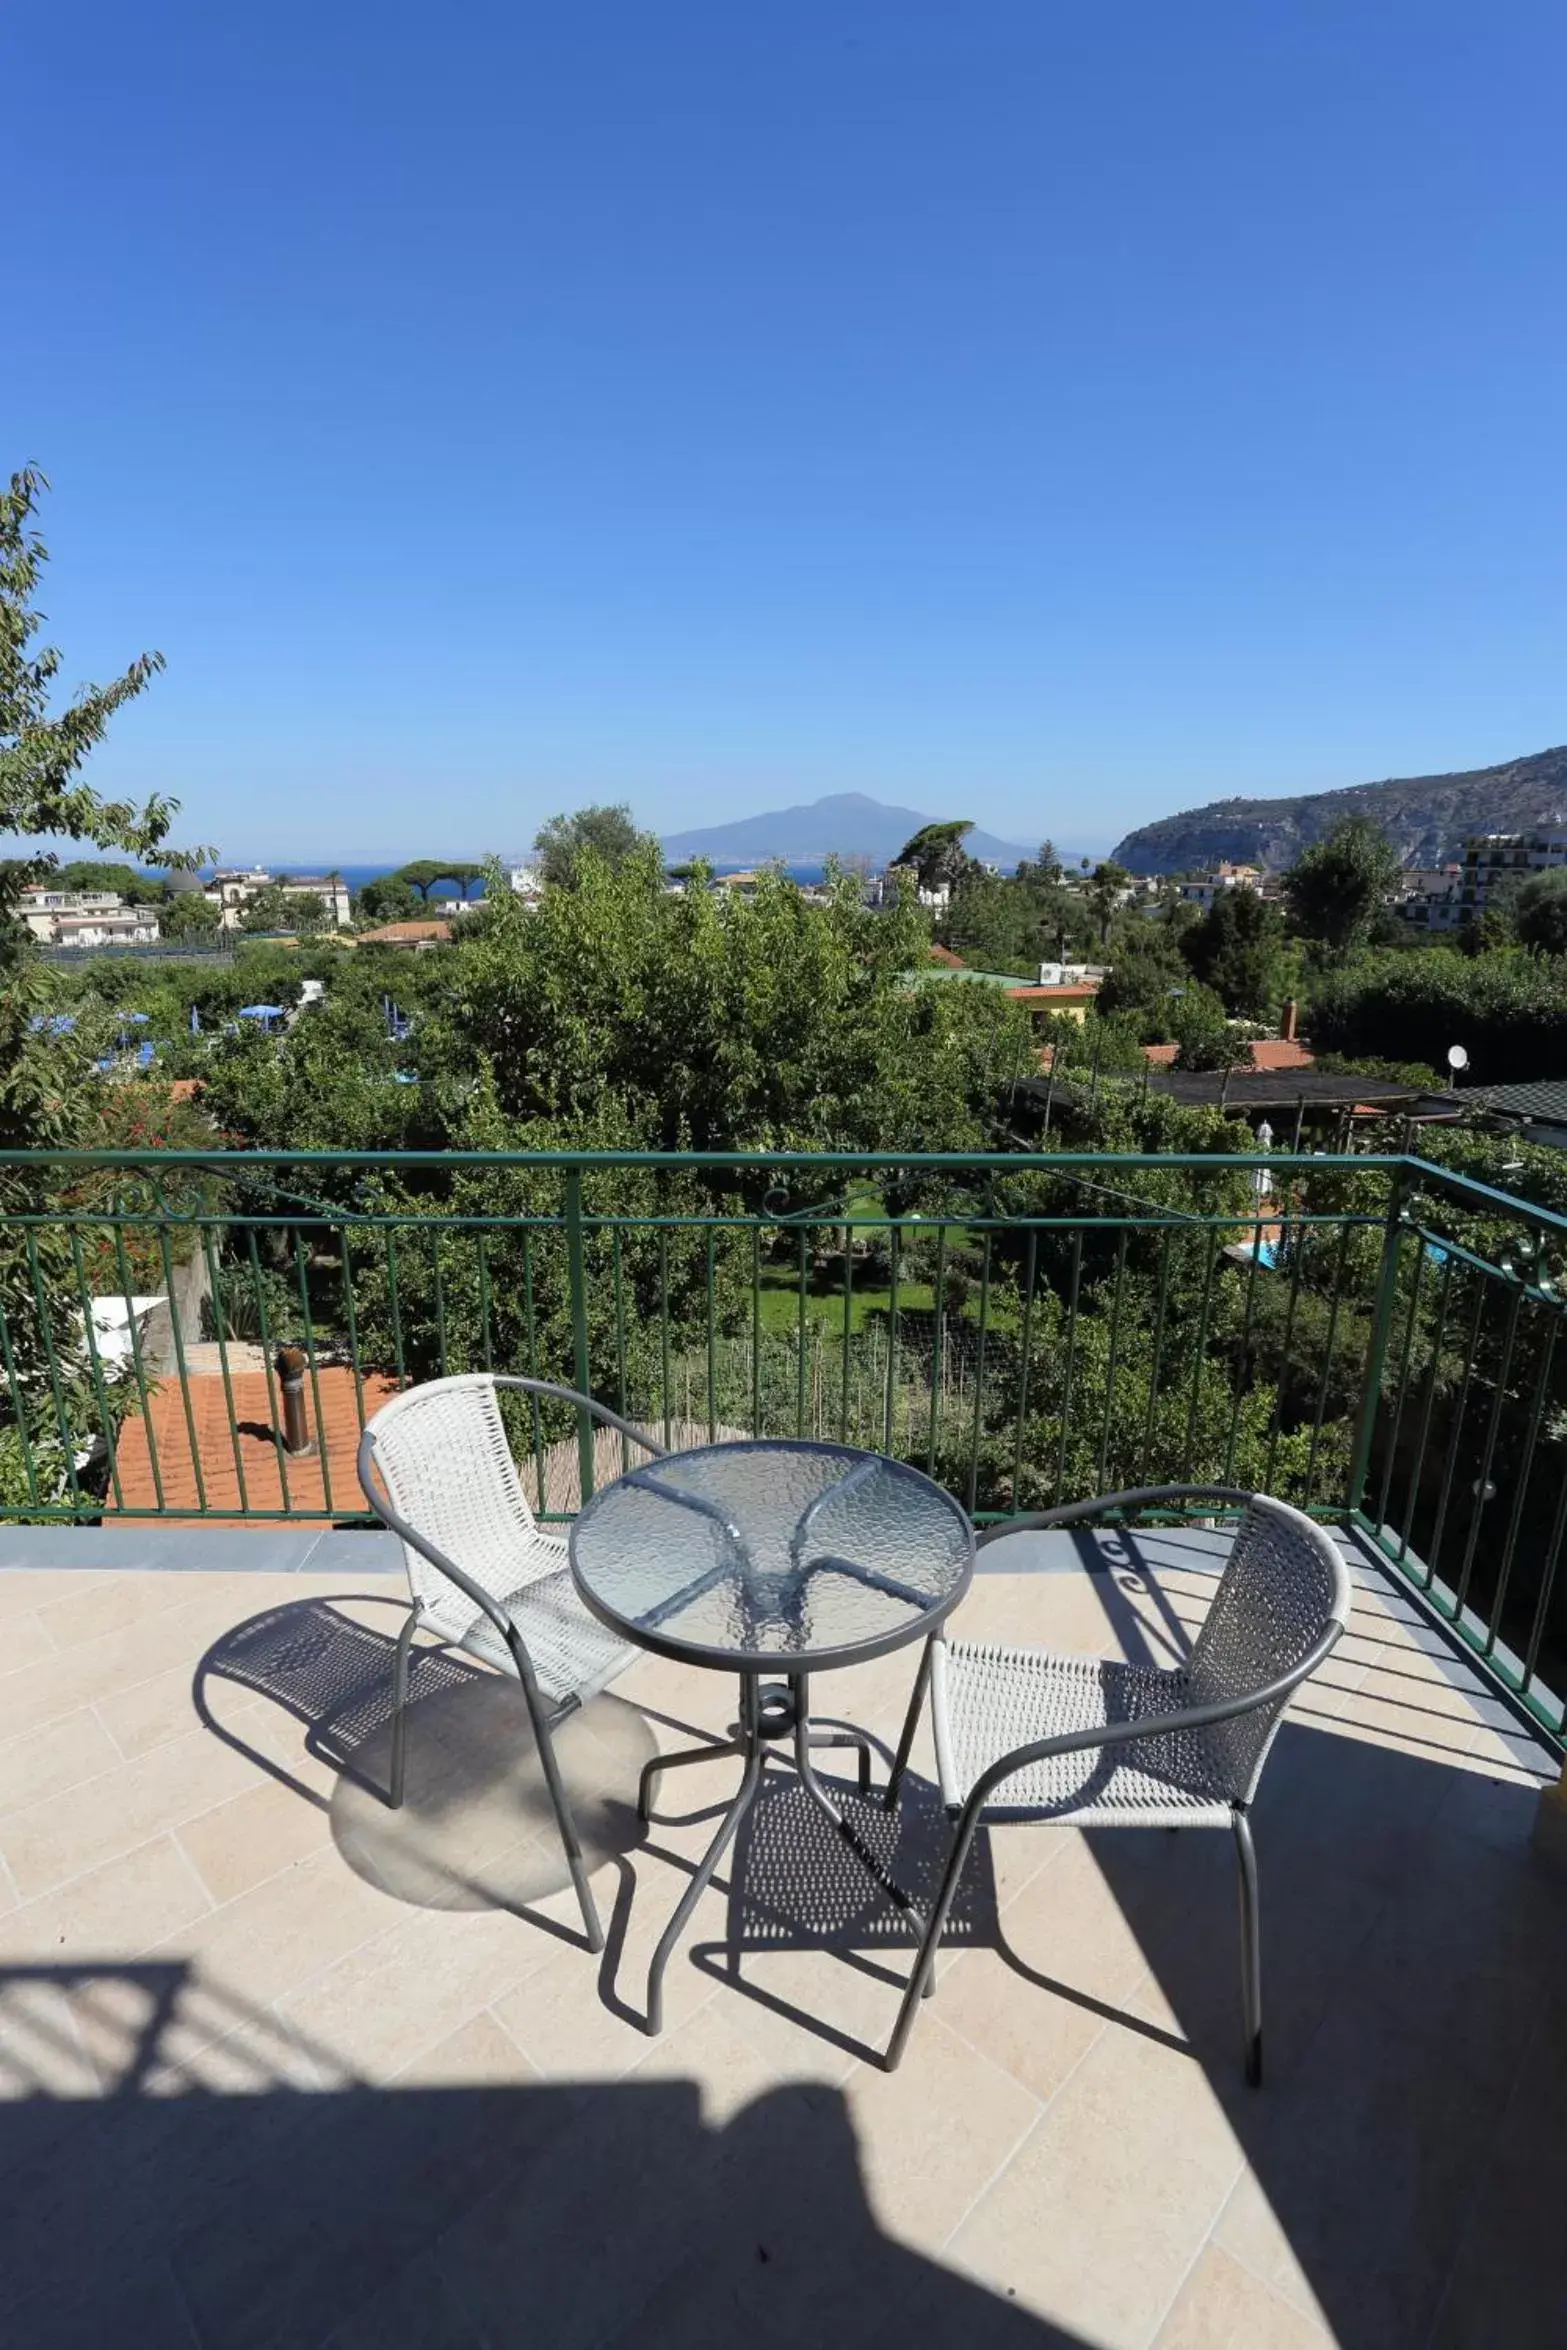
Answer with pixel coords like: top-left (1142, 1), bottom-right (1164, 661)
top-left (569, 1438), bottom-right (974, 2031)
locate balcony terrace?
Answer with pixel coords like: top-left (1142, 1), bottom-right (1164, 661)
top-left (2, 1149), bottom-right (1565, 2346)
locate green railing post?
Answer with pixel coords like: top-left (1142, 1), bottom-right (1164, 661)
top-left (564, 1166), bottom-right (595, 1505)
top-left (1347, 1166), bottom-right (1410, 1521)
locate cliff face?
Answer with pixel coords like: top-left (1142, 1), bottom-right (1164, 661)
top-left (1111, 745), bottom-right (1567, 874)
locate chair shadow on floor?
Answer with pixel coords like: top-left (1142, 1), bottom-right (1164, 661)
top-left (192, 1595), bottom-right (657, 1932)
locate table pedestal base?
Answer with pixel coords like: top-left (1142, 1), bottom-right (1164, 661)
top-left (641, 1670), bottom-right (909, 2035)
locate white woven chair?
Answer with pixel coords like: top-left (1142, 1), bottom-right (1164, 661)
top-left (357, 1373), bottom-right (664, 1951)
top-left (881, 1484), bottom-right (1352, 2080)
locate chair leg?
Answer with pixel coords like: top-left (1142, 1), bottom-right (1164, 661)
top-left (884, 1637), bottom-right (934, 1813)
top-left (884, 1797), bottom-right (985, 2070)
top-left (508, 1637), bottom-right (604, 1953)
top-left (388, 1605), bottom-right (420, 1810)
top-left (1233, 1807), bottom-right (1262, 2088)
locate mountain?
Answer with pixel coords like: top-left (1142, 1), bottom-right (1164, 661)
top-left (660, 793), bottom-right (1039, 870)
top-left (1110, 744), bottom-right (1567, 875)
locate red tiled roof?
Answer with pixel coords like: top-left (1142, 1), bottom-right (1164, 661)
top-left (357, 920), bottom-right (452, 944)
top-left (1004, 980), bottom-right (1101, 1001)
top-left (107, 1366), bottom-right (400, 1525)
top-left (1142, 1043), bottom-right (1180, 1067)
top-left (1248, 1038), bottom-right (1314, 1072)
top-left (928, 945), bottom-right (966, 968)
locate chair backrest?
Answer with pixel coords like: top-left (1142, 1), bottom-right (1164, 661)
top-left (361, 1374), bottom-right (540, 1619)
top-left (1185, 1493), bottom-right (1353, 1803)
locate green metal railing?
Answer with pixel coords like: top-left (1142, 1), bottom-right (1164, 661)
top-left (2, 1146), bottom-right (1565, 1743)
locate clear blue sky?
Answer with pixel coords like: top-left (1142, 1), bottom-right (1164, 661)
top-left (11, 1), bottom-right (1564, 864)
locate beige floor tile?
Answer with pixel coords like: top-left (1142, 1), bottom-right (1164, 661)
top-left (0, 1567), bottom-right (122, 1622)
top-left (94, 1658), bottom-right (211, 1758)
top-left (0, 1611), bottom-right (59, 1672)
top-left (1153, 2242), bottom-right (1337, 2349)
top-left (494, 1855), bottom-right (721, 2080)
top-left (140, 1843), bottom-right (408, 2031)
top-left (176, 1776), bottom-right (333, 1904)
top-left (625, 1993), bottom-right (790, 2125)
top-left (0, 1703), bottom-right (123, 1810)
top-left (0, 1581), bottom-right (276, 1743)
top-left (394, 2003), bottom-right (540, 2088)
top-left (0, 1716), bottom-right (262, 1899)
top-left (948, 2020), bottom-right (1242, 2348)
top-left (34, 1567), bottom-right (215, 1648)
top-left (1, 1832), bottom-right (212, 1962)
top-left (1213, 2169), bottom-right (1338, 2331)
top-left (715, 1939), bottom-right (897, 2083)
top-left (0, 1972), bottom-right (101, 2098)
top-left (277, 1900), bottom-right (553, 2082)
top-left (844, 2010), bottom-right (1040, 2251)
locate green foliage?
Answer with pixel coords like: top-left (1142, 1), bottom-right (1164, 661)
top-left (1179, 887), bottom-right (1289, 1017)
top-left (1171, 989), bottom-right (1241, 1072)
top-left (159, 890), bottom-right (222, 941)
top-left (1086, 860), bottom-right (1131, 946)
top-left (51, 859), bottom-right (166, 898)
top-left (1516, 868), bottom-right (1567, 956)
top-left (1308, 948), bottom-right (1567, 1083)
top-left (444, 845), bottom-right (1027, 1155)
top-left (891, 820), bottom-right (975, 893)
top-left (532, 803), bottom-right (652, 888)
top-left (356, 874), bottom-right (423, 924)
top-left (942, 860), bottom-right (1090, 975)
top-left (1285, 818), bottom-right (1403, 955)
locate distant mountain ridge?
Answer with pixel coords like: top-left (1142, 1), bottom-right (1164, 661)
top-left (660, 792), bottom-right (1040, 870)
top-left (1111, 744), bottom-right (1567, 874)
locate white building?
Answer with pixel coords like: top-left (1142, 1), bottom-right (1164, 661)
top-left (1456, 828), bottom-right (1567, 924)
top-left (1177, 862), bottom-right (1269, 910)
top-left (207, 868), bottom-right (351, 930)
top-left (285, 875), bottom-right (352, 928)
top-left (15, 887), bottom-right (161, 947)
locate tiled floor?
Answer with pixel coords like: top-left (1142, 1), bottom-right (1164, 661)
top-left (0, 1527), bottom-right (1562, 2349)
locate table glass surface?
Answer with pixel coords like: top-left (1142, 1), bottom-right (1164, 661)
top-left (568, 1440), bottom-right (973, 1670)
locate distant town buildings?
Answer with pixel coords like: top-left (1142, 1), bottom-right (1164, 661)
top-left (15, 887), bottom-right (163, 948)
top-left (1455, 829), bottom-right (1567, 923)
top-left (208, 868), bottom-right (350, 930)
top-left (1176, 862), bottom-right (1274, 910)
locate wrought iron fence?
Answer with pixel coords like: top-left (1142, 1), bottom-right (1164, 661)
top-left (1, 1147), bottom-right (1564, 1742)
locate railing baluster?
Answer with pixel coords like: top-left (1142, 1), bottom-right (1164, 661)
top-left (1399, 1246), bottom-right (1455, 1567)
top-left (200, 1224), bottom-right (251, 1514)
top-left (246, 1227), bottom-right (292, 1517)
top-left (23, 1231), bottom-right (86, 1515)
top-left (1425, 1271), bottom-right (1489, 1594)
top-left (1054, 1229), bottom-right (1084, 1504)
top-left (1486, 1305), bottom-right (1557, 1660)
top-left (111, 1220), bottom-right (165, 1513)
top-left (1098, 1228), bottom-right (1128, 1493)
top-left (68, 1227), bottom-right (124, 1514)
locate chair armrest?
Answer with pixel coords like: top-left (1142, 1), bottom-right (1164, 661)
top-left (955, 1617), bottom-right (1344, 1825)
top-left (974, 1484), bottom-right (1256, 1551)
top-left (490, 1377), bottom-right (670, 1459)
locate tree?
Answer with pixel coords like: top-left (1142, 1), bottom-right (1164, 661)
top-left (1513, 869), bottom-right (1567, 956)
top-left (1180, 887), bottom-right (1288, 1017)
top-left (238, 883), bottom-right (326, 935)
top-left (1170, 987), bottom-right (1240, 1071)
top-left (356, 874), bottom-right (423, 925)
top-left (159, 890), bottom-right (222, 941)
top-left (51, 859), bottom-right (165, 898)
top-left (392, 860), bottom-right (452, 902)
top-left (1086, 860), bottom-right (1131, 946)
top-left (1034, 840), bottom-right (1063, 884)
top-left (1285, 819), bottom-right (1403, 955)
top-left (890, 821), bottom-right (974, 895)
top-left (532, 804), bottom-right (652, 888)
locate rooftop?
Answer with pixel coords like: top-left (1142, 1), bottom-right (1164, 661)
top-left (0, 1519), bottom-right (1559, 2347)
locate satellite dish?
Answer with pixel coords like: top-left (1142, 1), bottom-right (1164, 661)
top-left (1447, 1045), bottom-right (1469, 1074)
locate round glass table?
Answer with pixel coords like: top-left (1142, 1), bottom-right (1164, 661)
top-left (569, 1438), bottom-right (974, 2030)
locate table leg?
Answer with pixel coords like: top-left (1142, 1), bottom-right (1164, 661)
top-left (790, 1673), bottom-right (917, 1914)
top-left (646, 1674), bottom-right (764, 2034)
top-left (639, 1733), bottom-right (747, 1824)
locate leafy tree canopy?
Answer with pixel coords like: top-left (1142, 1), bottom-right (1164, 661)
top-left (890, 820), bottom-right (975, 893)
top-left (356, 874), bottom-right (423, 925)
top-left (1515, 868), bottom-right (1567, 956)
top-left (1179, 886), bottom-right (1289, 1018)
top-left (532, 803), bottom-right (653, 888)
top-left (1284, 818), bottom-right (1403, 955)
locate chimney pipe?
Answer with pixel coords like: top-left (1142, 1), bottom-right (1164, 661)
top-left (1280, 997), bottom-right (1298, 1042)
top-left (275, 1344), bottom-right (316, 1457)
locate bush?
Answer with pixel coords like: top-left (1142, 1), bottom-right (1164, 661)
top-left (1308, 949), bottom-right (1567, 1084)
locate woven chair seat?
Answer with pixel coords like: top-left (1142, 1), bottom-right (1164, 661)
top-left (934, 1640), bottom-right (1238, 1827)
top-left (443, 1561), bottom-right (636, 1706)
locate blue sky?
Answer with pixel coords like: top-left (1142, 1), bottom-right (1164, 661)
top-left (10, 1), bottom-right (1564, 863)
